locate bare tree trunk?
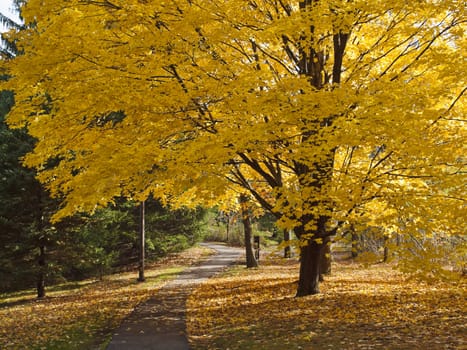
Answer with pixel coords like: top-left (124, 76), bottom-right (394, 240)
top-left (225, 213), bottom-right (231, 242)
top-left (240, 194), bottom-right (258, 268)
top-left (351, 226), bottom-right (360, 258)
top-left (296, 239), bottom-right (323, 296)
top-left (320, 236), bottom-right (331, 277)
top-left (295, 212), bottom-right (333, 296)
top-left (383, 234), bottom-right (390, 262)
top-left (36, 186), bottom-right (46, 299)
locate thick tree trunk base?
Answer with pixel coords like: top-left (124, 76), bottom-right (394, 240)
top-left (240, 194), bottom-right (258, 268)
top-left (296, 240), bottom-right (323, 297)
top-left (246, 256), bottom-right (259, 268)
top-left (296, 289), bottom-right (319, 297)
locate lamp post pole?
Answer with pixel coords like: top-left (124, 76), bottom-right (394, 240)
top-left (138, 201), bottom-right (146, 282)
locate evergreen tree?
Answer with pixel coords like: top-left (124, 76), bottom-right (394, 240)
top-left (0, 87), bottom-right (57, 296)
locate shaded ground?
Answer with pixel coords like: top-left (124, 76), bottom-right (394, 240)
top-left (106, 243), bottom-right (244, 350)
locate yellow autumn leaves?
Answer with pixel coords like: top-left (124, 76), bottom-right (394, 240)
top-left (1, 244), bottom-right (465, 349)
top-left (0, 246), bottom-right (210, 349)
top-left (187, 256), bottom-right (466, 349)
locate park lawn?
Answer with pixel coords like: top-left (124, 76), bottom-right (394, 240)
top-left (0, 245), bottom-right (213, 350)
top-left (187, 256), bottom-right (466, 350)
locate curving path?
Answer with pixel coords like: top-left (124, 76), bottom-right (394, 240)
top-left (106, 243), bottom-right (244, 350)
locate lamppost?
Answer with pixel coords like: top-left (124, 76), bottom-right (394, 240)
top-left (137, 201), bottom-right (145, 282)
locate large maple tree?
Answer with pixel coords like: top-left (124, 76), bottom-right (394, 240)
top-left (2, 0), bottom-right (465, 296)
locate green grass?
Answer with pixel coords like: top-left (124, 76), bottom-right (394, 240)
top-left (1, 245), bottom-right (212, 349)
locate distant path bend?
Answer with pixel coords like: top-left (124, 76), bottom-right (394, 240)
top-left (106, 243), bottom-right (244, 350)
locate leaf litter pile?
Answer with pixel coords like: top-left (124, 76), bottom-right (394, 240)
top-left (0, 246), bottom-right (212, 349)
top-left (187, 256), bottom-right (466, 350)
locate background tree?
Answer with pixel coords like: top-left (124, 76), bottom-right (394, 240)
top-left (0, 86), bottom-right (61, 297)
top-left (2, 10), bottom-right (209, 293)
top-left (239, 194), bottom-right (259, 268)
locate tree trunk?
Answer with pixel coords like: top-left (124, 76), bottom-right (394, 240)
top-left (138, 201), bottom-right (146, 282)
top-left (296, 239), bottom-right (323, 296)
top-left (295, 213), bottom-right (332, 296)
top-left (226, 213), bottom-right (230, 242)
top-left (383, 234), bottom-right (389, 262)
top-left (284, 229), bottom-right (292, 258)
top-left (240, 194), bottom-right (258, 268)
top-left (351, 231), bottom-right (359, 258)
top-left (290, 0), bottom-right (346, 297)
top-left (36, 185), bottom-right (46, 299)
top-left (37, 245), bottom-right (46, 298)
top-left (320, 236), bottom-right (331, 276)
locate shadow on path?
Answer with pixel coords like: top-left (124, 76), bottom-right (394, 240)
top-left (106, 243), bottom-right (244, 350)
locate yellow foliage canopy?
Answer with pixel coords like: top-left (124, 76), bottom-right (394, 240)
top-left (1, 0), bottom-right (465, 282)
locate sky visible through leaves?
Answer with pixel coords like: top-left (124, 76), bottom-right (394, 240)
top-left (0, 0), bottom-right (20, 32)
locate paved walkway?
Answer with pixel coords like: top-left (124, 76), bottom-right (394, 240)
top-left (106, 243), bottom-right (244, 350)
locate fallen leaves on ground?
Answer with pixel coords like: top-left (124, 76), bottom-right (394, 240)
top-left (187, 257), bottom-right (466, 350)
top-left (0, 245), bottom-right (213, 349)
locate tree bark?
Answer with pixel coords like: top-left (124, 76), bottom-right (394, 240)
top-left (320, 236), bottom-right (331, 276)
top-left (351, 227), bottom-right (360, 258)
top-left (295, 212), bottom-right (332, 296)
top-left (226, 214), bottom-right (230, 242)
top-left (296, 239), bottom-right (323, 296)
top-left (240, 194), bottom-right (258, 268)
top-left (36, 185), bottom-right (46, 299)
top-left (383, 235), bottom-right (389, 262)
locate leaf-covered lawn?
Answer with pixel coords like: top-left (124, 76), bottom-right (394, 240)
top-left (0, 246), bottom-right (212, 349)
top-left (187, 257), bottom-right (466, 350)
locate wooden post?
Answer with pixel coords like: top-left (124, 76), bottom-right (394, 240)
top-left (284, 229), bottom-right (292, 258)
top-left (138, 201), bottom-right (146, 282)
